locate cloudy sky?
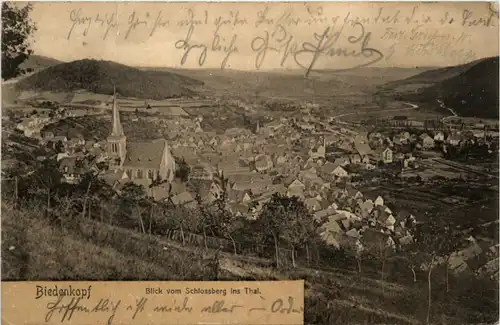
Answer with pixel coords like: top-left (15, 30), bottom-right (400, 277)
top-left (28, 2), bottom-right (499, 70)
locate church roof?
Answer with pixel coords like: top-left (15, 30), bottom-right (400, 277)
top-left (123, 139), bottom-right (170, 168)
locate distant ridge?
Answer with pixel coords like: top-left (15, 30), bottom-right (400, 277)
top-left (382, 57), bottom-right (499, 119)
top-left (16, 59), bottom-right (204, 99)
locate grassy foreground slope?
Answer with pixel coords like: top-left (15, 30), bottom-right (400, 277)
top-left (1, 204), bottom-right (214, 281)
top-left (2, 203), bottom-right (498, 325)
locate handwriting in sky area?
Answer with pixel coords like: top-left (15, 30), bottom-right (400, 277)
top-left (43, 295), bottom-right (304, 324)
top-left (64, 5), bottom-right (497, 70)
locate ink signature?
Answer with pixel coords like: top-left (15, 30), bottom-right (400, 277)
top-left (42, 295), bottom-right (303, 324)
top-left (175, 24), bottom-right (238, 69)
top-left (124, 10), bottom-right (170, 39)
top-left (67, 8), bottom-right (118, 41)
top-left (174, 24), bottom-right (208, 66)
top-left (251, 24), bottom-right (299, 69)
top-left (293, 22), bottom-right (384, 77)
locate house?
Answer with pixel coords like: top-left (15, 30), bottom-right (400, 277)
top-left (315, 203), bottom-right (337, 215)
top-left (53, 135), bottom-right (68, 143)
top-left (349, 154), bottom-right (361, 164)
top-left (266, 119), bottom-right (285, 131)
top-left (369, 205), bottom-right (395, 228)
top-left (361, 228), bottom-right (396, 250)
top-left (321, 161), bottom-right (336, 176)
top-left (16, 118), bottom-right (37, 131)
top-left (400, 131), bottom-right (411, 142)
top-left (393, 132), bottom-right (410, 145)
top-left (106, 89), bottom-right (176, 188)
top-left (378, 147), bottom-right (393, 164)
top-left (170, 191), bottom-right (195, 207)
top-left (434, 131), bottom-right (445, 142)
top-left (309, 138), bottom-right (326, 159)
top-left (24, 128), bottom-right (42, 138)
top-left (297, 122), bottom-right (315, 131)
top-left (332, 166), bottom-right (348, 178)
top-left (345, 186), bottom-right (363, 199)
top-left (374, 196), bottom-right (384, 206)
top-left (447, 134), bottom-right (462, 146)
top-left (59, 157), bottom-right (83, 184)
top-left (419, 133), bottom-right (435, 149)
top-left (304, 197), bottom-right (322, 212)
top-left (241, 191), bottom-right (253, 204)
top-left (319, 219), bottom-right (345, 248)
top-left (67, 137), bottom-right (86, 149)
top-left (333, 156), bottom-right (351, 167)
top-left (394, 210), bottom-right (416, 235)
top-left (394, 152), bottom-right (405, 161)
top-left (254, 155), bottom-right (273, 172)
top-left (229, 203), bottom-right (251, 218)
top-left (355, 200), bottom-right (374, 218)
top-left (42, 131), bottom-right (54, 142)
top-left (203, 180), bottom-right (224, 202)
top-left (287, 179), bottom-right (305, 198)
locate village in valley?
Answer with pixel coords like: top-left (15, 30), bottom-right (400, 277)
top-left (3, 69), bottom-right (499, 280)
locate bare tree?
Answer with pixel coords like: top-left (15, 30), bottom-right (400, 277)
top-left (414, 218), bottom-right (457, 325)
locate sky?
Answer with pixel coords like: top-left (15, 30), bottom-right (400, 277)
top-left (28, 1), bottom-right (499, 71)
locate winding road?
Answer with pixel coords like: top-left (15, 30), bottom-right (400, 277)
top-left (331, 100), bottom-right (461, 131)
top-left (331, 102), bottom-right (419, 120)
top-left (437, 99), bottom-right (459, 127)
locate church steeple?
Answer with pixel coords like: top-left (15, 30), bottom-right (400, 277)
top-left (107, 84), bottom-right (127, 169)
top-left (111, 85), bottom-right (124, 137)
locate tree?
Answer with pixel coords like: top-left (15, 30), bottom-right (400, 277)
top-left (201, 171), bottom-right (239, 255)
top-left (398, 238), bottom-right (423, 283)
top-left (174, 156), bottom-right (190, 182)
top-left (55, 140), bottom-right (65, 153)
top-left (27, 158), bottom-right (62, 218)
top-left (414, 217), bottom-right (459, 325)
top-left (257, 193), bottom-right (287, 268)
top-left (117, 182), bottom-right (147, 231)
top-left (188, 178), bottom-right (210, 250)
top-left (1, 3), bottom-right (37, 80)
top-left (439, 225), bottom-right (463, 293)
top-left (77, 156), bottom-right (109, 220)
top-left (362, 231), bottom-right (395, 292)
top-left (258, 194), bottom-right (321, 268)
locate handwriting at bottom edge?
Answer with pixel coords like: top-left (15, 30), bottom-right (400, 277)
top-left (43, 296), bottom-right (304, 324)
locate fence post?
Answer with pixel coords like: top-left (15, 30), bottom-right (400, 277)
top-left (180, 225), bottom-right (186, 246)
top-left (14, 176), bottom-right (18, 210)
top-left (306, 242), bottom-right (310, 266)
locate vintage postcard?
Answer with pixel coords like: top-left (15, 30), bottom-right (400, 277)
top-left (1, 1), bottom-right (499, 325)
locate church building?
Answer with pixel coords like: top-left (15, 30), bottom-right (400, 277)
top-left (106, 88), bottom-right (176, 186)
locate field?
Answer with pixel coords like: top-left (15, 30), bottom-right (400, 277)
top-left (155, 67), bottom-right (427, 116)
top-left (41, 115), bottom-right (170, 142)
top-left (362, 179), bottom-right (499, 229)
top-left (71, 91), bottom-right (112, 104)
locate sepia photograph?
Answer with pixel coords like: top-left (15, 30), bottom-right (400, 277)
top-left (1, 1), bottom-right (499, 324)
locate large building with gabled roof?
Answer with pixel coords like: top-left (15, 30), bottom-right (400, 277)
top-left (107, 88), bottom-right (176, 186)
